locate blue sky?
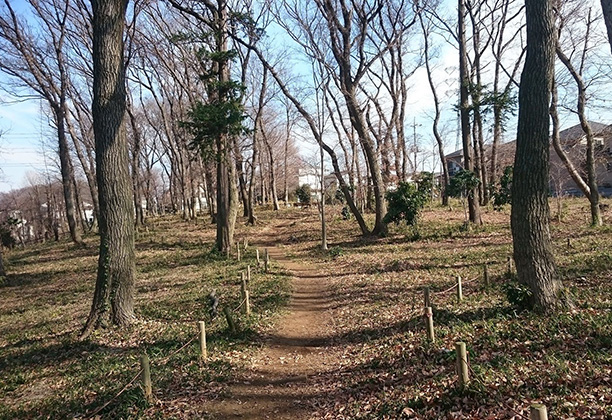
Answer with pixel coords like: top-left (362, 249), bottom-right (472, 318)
top-left (0, 98), bottom-right (51, 192)
top-left (2, 0), bottom-right (612, 192)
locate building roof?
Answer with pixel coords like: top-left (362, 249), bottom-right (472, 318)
top-left (445, 122), bottom-right (611, 159)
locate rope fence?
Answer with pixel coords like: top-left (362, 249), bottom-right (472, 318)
top-left (420, 255), bottom-right (549, 419)
top-left (85, 242), bottom-right (264, 418)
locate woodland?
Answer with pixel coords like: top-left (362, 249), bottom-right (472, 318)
top-left (1, 0), bottom-right (612, 418)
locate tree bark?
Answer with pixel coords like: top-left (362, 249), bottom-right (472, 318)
top-left (459, 0), bottom-right (482, 225)
top-left (214, 0), bottom-right (236, 253)
top-left (54, 106), bottom-right (84, 245)
top-left (601, 0), bottom-right (612, 53)
top-left (0, 246), bottom-right (5, 277)
top-left (511, 0), bottom-right (568, 312)
top-left (82, 0), bottom-right (135, 337)
top-left (127, 104), bottom-right (145, 227)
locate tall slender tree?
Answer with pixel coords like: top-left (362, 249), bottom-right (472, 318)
top-left (511, 0), bottom-right (569, 311)
top-left (82, 0), bottom-right (135, 336)
top-left (0, 245), bottom-right (5, 277)
top-left (458, 0), bottom-right (482, 225)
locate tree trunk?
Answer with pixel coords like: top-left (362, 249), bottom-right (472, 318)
top-left (214, 0), bottom-right (236, 253)
top-left (419, 12), bottom-right (449, 205)
top-left (511, 0), bottom-right (569, 312)
top-left (556, 37), bottom-right (601, 226)
top-left (320, 144), bottom-right (327, 250)
top-left (459, 0), bottom-right (482, 225)
top-left (82, 0), bottom-right (135, 337)
top-left (262, 129), bottom-right (280, 211)
top-left (601, 0), bottom-right (612, 53)
top-left (234, 143), bottom-right (249, 217)
top-left (550, 79), bottom-right (591, 198)
top-left (54, 106), bottom-right (84, 245)
top-left (127, 105), bottom-right (145, 227)
top-left (0, 246), bottom-right (5, 277)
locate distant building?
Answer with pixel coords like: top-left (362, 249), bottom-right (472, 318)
top-left (445, 122), bottom-right (612, 197)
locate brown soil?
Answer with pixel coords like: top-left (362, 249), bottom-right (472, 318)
top-left (202, 220), bottom-right (339, 419)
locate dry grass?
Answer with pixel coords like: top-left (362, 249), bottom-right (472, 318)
top-left (276, 198), bottom-right (612, 419)
top-left (0, 215), bottom-right (291, 419)
top-left (1, 198), bottom-right (611, 419)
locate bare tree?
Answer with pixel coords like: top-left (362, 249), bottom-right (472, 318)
top-left (458, 0), bottom-right (482, 224)
top-left (0, 0), bottom-right (84, 245)
top-left (555, 6), bottom-right (602, 226)
top-left (419, 7), bottom-right (450, 205)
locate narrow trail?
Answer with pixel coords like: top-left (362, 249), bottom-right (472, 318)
top-left (203, 218), bottom-right (339, 419)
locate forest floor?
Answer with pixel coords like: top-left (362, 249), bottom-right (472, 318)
top-left (1, 198), bottom-right (612, 419)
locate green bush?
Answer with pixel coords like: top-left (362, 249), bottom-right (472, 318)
top-left (448, 169), bottom-right (480, 199)
top-left (383, 181), bottom-right (427, 227)
top-left (492, 166), bottom-right (513, 209)
top-left (503, 280), bottom-right (532, 310)
top-left (295, 184), bottom-right (311, 204)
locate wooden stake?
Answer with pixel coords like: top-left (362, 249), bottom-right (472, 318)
top-left (140, 354), bottom-right (152, 401)
top-left (240, 272), bottom-right (247, 301)
top-left (244, 290), bottom-right (251, 316)
top-left (455, 342), bottom-right (470, 387)
top-left (483, 264), bottom-right (490, 288)
top-left (198, 321), bottom-right (207, 359)
top-left (256, 249), bottom-right (260, 266)
top-left (423, 287), bottom-right (431, 308)
top-left (247, 265), bottom-right (251, 284)
top-left (237, 243), bottom-right (241, 262)
top-left (456, 275), bottom-right (463, 302)
top-left (223, 307), bottom-right (237, 333)
top-left (264, 248), bottom-right (269, 273)
top-left (530, 404), bottom-right (548, 420)
top-left (507, 256), bottom-right (513, 276)
top-left (244, 237), bottom-right (248, 250)
top-left (424, 306), bottom-right (434, 342)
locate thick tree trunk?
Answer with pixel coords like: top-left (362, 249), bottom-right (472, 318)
top-left (511, 0), bottom-right (568, 312)
top-left (459, 0), bottom-right (482, 225)
top-left (82, 0), bottom-right (135, 337)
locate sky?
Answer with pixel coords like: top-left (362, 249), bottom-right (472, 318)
top-left (2, 0), bottom-right (612, 193)
top-left (0, 98), bottom-right (52, 192)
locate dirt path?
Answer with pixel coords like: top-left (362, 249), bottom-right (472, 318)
top-left (203, 221), bottom-right (338, 419)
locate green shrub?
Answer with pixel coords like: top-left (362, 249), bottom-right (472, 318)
top-left (503, 280), bottom-right (532, 310)
top-left (295, 184), bottom-right (311, 204)
top-left (492, 166), bottom-right (513, 209)
top-left (383, 182), bottom-right (427, 227)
